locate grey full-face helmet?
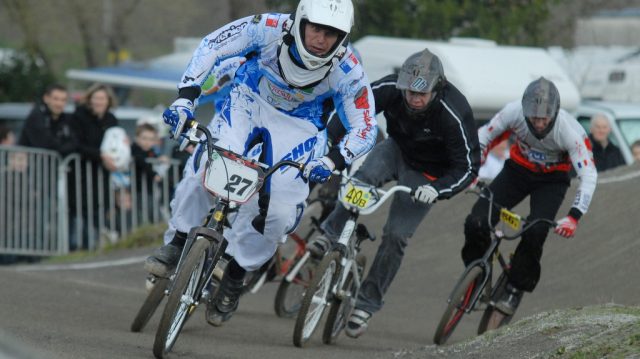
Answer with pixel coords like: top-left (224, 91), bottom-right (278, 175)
top-left (522, 77), bottom-right (560, 139)
top-left (396, 48), bottom-right (446, 114)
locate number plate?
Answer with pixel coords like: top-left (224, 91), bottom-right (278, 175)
top-left (204, 151), bottom-right (262, 204)
top-left (339, 181), bottom-right (375, 210)
top-left (499, 208), bottom-right (521, 230)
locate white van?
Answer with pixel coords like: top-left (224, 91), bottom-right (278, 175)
top-left (353, 36), bottom-right (581, 131)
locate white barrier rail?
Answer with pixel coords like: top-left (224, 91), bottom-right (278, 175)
top-left (0, 145), bottom-right (183, 256)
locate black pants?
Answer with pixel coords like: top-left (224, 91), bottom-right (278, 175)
top-left (461, 160), bottom-right (569, 292)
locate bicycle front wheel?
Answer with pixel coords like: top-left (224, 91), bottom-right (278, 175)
top-left (322, 253), bottom-right (366, 344)
top-left (153, 237), bottom-right (211, 358)
top-left (293, 251), bottom-right (340, 347)
top-left (274, 255), bottom-right (315, 318)
top-left (477, 271), bottom-right (514, 334)
top-left (130, 277), bottom-right (169, 332)
top-left (433, 266), bottom-right (483, 345)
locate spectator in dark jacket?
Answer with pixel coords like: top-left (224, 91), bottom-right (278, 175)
top-left (18, 84), bottom-right (77, 155)
top-left (69, 83), bottom-right (119, 250)
top-left (589, 113), bottom-right (625, 172)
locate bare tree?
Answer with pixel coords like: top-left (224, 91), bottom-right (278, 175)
top-left (104, 0), bottom-right (143, 65)
top-left (0, 0), bottom-right (51, 71)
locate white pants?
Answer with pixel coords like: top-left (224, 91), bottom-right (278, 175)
top-left (164, 84), bottom-right (317, 271)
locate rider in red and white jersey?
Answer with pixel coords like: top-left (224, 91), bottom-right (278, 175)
top-left (462, 77), bottom-right (597, 315)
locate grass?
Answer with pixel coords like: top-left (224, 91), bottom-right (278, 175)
top-left (42, 223), bottom-right (166, 264)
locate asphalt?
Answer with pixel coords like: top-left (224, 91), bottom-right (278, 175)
top-left (1, 164), bottom-right (639, 358)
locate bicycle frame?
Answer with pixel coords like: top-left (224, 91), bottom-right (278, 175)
top-left (165, 121), bottom-right (303, 300)
top-left (331, 177), bottom-right (412, 305)
top-left (445, 183), bottom-right (557, 314)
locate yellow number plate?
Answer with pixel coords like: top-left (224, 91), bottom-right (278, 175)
top-left (340, 182), bottom-right (372, 209)
top-left (499, 208), bottom-right (521, 230)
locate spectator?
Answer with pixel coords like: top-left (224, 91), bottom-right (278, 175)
top-left (0, 126), bottom-right (15, 145)
top-left (478, 138), bottom-right (510, 181)
top-left (70, 83), bottom-right (119, 250)
top-left (18, 84), bottom-right (77, 155)
top-left (0, 126), bottom-right (27, 172)
top-left (631, 140), bottom-right (640, 164)
top-left (589, 113), bottom-right (625, 172)
top-left (101, 126), bottom-right (132, 239)
top-left (131, 123), bottom-right (166, 223)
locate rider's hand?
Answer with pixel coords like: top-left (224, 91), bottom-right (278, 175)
top-left (302, 157), bottom-right (334, 183)
top-left (413, 184), bottom-right (438, 204)
top-left (163, 98), bottom-right (194, 139)
top-left (554, 216), bottom-right (578, 238)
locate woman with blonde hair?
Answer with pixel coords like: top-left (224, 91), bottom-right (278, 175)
top-left (70, 83), bottom-right (121, 249)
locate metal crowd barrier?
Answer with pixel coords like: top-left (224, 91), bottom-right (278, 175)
top-left (0, 145), bottom-right (183, 256)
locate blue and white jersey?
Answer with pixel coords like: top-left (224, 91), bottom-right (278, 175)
top-left (178, 13), bottom-right (377, 166)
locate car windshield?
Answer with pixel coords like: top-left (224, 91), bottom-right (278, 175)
top-left (616, 118), bottom-right (640, 148)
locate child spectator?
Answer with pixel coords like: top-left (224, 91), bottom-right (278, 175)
top-left (131, 123), bottom-right (164, 223)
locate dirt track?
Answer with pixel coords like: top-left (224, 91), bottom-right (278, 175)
top-left (1, 165), bottom-right (639, 358)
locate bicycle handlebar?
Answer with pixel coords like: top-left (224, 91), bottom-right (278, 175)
top-left (468, 181), bottom-right (558, 240)
top-left (185, 121), bottom-right (304, 176)
top-left (358, 185), bottom-right (412, 215)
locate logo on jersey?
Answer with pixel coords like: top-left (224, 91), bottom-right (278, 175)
top-left (339, 53), bottom-right (359, 73)
top-left (280, 137), bottom-right (318, 171)
top-left (357, 110), bottom-right (374, 140)
top-left (208, 22), bottom-right (248, 47)
top-left (266, 14), bottom-right (279, 27)
top-left (528, 149), bottom-right (546, 162)
top-left (354, 87), bottom-right (369, 109)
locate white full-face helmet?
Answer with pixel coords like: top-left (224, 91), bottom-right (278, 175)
top-left (278, 0), bottom-right (354, 88)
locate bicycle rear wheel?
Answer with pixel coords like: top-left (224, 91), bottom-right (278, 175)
top-left (274, 256), bottom-right (314, 318)
top-left (477, 271), bottom-right (514, 334)
top-left (293, 251), bottom-right (340, 347)
top-left (433, 266), bottom-right (483, 345)
top-left (153, 237), bottom-right (211, 358)
top-left (130, 277), bottom-right (169, 332)
top-left (322, 253), bottom-right (366, 344)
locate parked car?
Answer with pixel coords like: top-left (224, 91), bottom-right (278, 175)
top-left (574, 100), bottom-right (640, 165)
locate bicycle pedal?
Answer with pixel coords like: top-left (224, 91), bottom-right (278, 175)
top-left (356, 224), bottom-right (375, 241)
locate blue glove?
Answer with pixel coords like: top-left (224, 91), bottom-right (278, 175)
top-left (302, 157), bottom-right (335, 183)
top-left (163, 98), bottom-right (194, 139)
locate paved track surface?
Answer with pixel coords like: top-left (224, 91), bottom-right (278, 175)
top-left (1, 165), bottom-right (639, 358)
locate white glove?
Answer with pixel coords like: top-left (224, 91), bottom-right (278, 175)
top-left (413, 184), bottom-right (438, 204)
top-left (162, 98), bottom-right (195, 140)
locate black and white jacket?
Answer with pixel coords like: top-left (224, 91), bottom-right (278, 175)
top-left (329, 74), bottom-right (480, 199)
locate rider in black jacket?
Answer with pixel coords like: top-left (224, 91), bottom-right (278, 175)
top-left (314, 48), bottom-right (480, 338)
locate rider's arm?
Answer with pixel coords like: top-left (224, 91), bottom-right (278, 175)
top-left (326, 51), bottom-right (378, 171)
top-left (429, 92), bottom-right (480, 199)
top-left (560, 114), bottom-right (598, 220)
top-left (477, 101), bottom-right (520, 161)
top-left (176, 14), bottom-right (279, 102)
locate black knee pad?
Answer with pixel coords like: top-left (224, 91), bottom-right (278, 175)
top-left (461, 215), bottom-right (492, 265)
